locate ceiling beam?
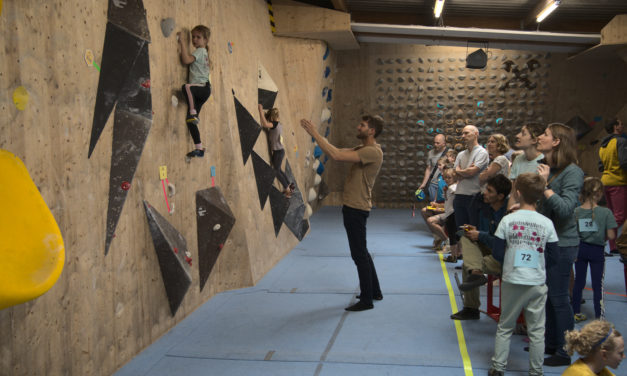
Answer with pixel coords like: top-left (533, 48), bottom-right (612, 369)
top-left (331, 0), bottom-right (348, 13)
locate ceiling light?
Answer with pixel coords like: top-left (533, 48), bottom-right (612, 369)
top-left (434, 0), bottom-right (445, 19)
top-left (536, 0), bottom-right (560, 23)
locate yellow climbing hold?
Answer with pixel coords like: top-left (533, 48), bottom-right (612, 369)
top-left (13, 86), bottom-right (29, 111)
top-left (0, 149), bottom-right (65, 310)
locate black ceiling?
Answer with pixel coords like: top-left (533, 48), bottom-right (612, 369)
top-left (294, 0), bottom-right (627, 33)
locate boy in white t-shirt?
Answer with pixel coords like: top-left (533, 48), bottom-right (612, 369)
top-left (488, 173), bottom-right (560, 376)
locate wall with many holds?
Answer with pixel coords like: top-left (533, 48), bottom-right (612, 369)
top-left (0, 1), bottom-right (336, 375)
top-left (324, 43), bottom-right (626, 206)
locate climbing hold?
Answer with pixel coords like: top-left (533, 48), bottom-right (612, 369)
top-left (313, 145), bottom-right (322, 158)
top-left (0, 150), bottom-right (65, 310)
top-left (308, 188), bottom-right (317, 202)
top-left (213, 223), bottom-right (221, 231)
top-left (323, 45), bottom-right (330, 60)
top-left (121, 181), bottom-right (131, 191)
top-left (12, 86), bottom-right (29, 111)
top-left (160, 18), bottom-right (176, 37)
top-left (324, 66), bottom-right (331, 78)
top-left (171, 95), bottom-right (178, 107)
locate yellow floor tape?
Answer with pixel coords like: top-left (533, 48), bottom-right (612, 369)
top-left (0, 149), bottom-right (65, 310)
top-left (439, 253), bottom-right (474, 375)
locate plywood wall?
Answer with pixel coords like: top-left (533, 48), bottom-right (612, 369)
top-left (0, 1), bottom-right (335, 375)
top-left (324, 43), bottom-right (627, 207)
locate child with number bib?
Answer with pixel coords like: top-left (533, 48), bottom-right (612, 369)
top-left (488, 173), bottom-right (560, 376)
top-left (572, 177), bottom-right (618, 322)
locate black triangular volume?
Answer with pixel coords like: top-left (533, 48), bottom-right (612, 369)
top-left (104, 110), bottom-right (152, 254)
top-left (268, 187), bottom-right (290, 237)
top-left (258, 88), bottom-right (278, 110)
top-left (104, 42), bottom-right (152, 255)
top-left (89, 22), bottom-right (146, 158)
top-left (233, 95), bottom-right (261, 164)
top-left (143, 201), bottom-right (191, 316)
top-left (282, 160), bottom-right (307, 240)
top-left (196, 187), bottom-right (236, 291)
top-left (107, 0), bottom-right (151, 42)
top-left (251, 152), bottom-right (276, 210)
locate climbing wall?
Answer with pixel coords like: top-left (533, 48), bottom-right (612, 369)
top-left (0, 1), bottom-right (335, 375)
top-left (326, 43), bottom-right (626, 206)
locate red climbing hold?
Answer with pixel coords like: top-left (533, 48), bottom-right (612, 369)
top-left (121, 181), bottom-right (131, 191)
top-left (218, 243), bottom-right (224, 250)
top-left (141, 79), bottom-right (151, 88)
top-left (185, 255), bottom-right (192, 266)
top-left (174, 247), bottom-right (178, 254)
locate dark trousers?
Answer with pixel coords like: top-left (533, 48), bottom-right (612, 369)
top-left (182, 82), bottom-right (211, 144)
top-left (545, 245), bottom-right (577, 357)
top-left (453, 194), bottom-right (474, 229)
top-left (342, 205), bottom-right (381, 305)
top-left (271, 149), bottom-right (289, 189)
top-left (572, 242), bottom-right (606, 319)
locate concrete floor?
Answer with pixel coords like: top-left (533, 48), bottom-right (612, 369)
top-left (116, 206), bottom-right (627, 376)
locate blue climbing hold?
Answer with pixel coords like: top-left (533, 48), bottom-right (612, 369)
top-left (417, 120), bottom-right (425, 126)
top-left (436, 103), bottom-right (444, 109)
top-left (426, 144), bottom-right (434, 150)
top-left (322, 87), bottom-right (328, 97)
top-left (324, 66), bottom-right (331, 78)
top-left (496, 117), bottom-right (504, 125)
top-left (317, 163), bottom-right (325, 175)
top-left (427, 128), bottom-right (434, 134)
top-left (436, 128), bottom-right (443, 134)
top-left (323, 45), bottom-right (330, 60)
top-left (326, 89), bottom-right (333, 102)
top-left (313, 145), bottom-right (322, 158)
top-left (324, 127), bottom-right (330, 137)
top-left (477, 101), bottom-right (484, 108)
top-left (323, 155), bottom-right (329, 163)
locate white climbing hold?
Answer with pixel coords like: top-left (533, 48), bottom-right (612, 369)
top-left (213, 224), bottom-right (221, 231)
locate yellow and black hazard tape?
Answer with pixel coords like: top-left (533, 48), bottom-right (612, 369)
top-left (267, 0), bottom-right (276, 33)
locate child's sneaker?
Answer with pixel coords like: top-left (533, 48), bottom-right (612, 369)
top-left (186, 115), bottom-right (199, 125)
top-left (283, 183), bottom-right (295, 198)
top-left (186, 148), bottom-right (205, 158)
top-left (574, 313), bottom-right (587, 323)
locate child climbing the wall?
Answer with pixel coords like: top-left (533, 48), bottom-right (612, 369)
top-left (258, 104), bottom-right (295, 198)
top-left (572, 177), bottom-right (617, 322)
top-left (177, 25), bottom-right (211, 159)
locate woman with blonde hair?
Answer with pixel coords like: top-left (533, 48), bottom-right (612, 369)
top-left (479, 133), bottom-right (510, 184)
top-left (563, 320), bottom-right (625, 375)
top-left (535, 123), bottom-right (585, 367)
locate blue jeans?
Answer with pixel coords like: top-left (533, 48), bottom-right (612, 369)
top-left (545, 245), bottom-right (578, 357)
top-left (342, 205), bottom-right (381, 305)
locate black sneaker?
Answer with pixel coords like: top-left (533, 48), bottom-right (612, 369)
top-left (488, 368), bottom-right (504, 376)
top-left (345, 301), bottom-right (374, 312)
top-left (186, 148), bottom-right (205, 158)
top-left (543, 355), bottom-right (571, 367)
top-left (450, 307), bottom-right (480, 320)
top-left (459, 274), bottom-right (488, 291)
top-left (356, 294), bottom-right (383, 301)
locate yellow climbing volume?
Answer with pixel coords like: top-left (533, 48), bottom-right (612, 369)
top-left (0, 149), bottom-right (65, 310)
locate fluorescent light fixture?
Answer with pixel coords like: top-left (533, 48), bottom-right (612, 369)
top-left (536, 0), bottom-right (560, 23)
top-left (434, 0), bottom-right (445, 18)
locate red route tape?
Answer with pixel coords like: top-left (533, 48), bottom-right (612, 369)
top-left (161, 179), bottom-right (171, 213)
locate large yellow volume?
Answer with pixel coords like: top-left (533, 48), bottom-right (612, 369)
top-left (0, 149), bottom-right (65, 310)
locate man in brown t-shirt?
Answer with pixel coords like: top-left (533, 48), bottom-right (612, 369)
top-left (301, 115), bottom-right (384, 311)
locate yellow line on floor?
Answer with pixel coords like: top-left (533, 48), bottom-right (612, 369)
top-left (439, 253), bottom-right (474, 376)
